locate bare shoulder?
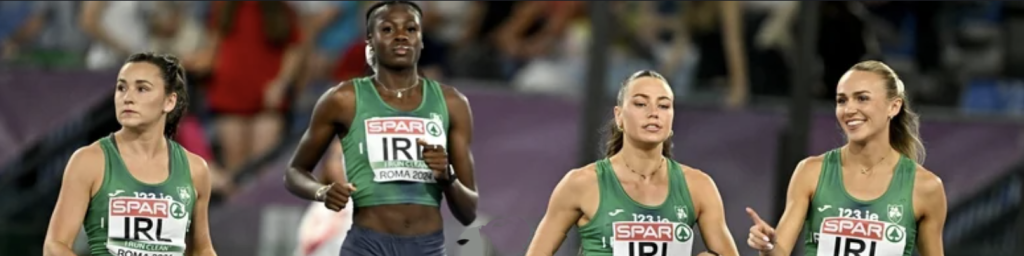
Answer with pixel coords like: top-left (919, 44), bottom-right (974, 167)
top-left (312, 80), bottom-right (360, 123)
top-left (326, 79), bottom-right (359, 104)
top-left (67, 142), bottom-right (105, 176)
top-left (182, 151), bottom-right (211, 179)
top-left (678, 164), bottom-right (721, 206)
top-left (913, 165), bottom-right (945, 197)
top-left (784, 154), bottom-right (827, 198)
top-left (679, 163), bottom-right (713, 185)
top-left (71, 142), bottom-right (105, 164)
top-left (561, 163), bottom-right (600, 190)
top-left (794, 154), bottom-right (826, 181)
top-left (439, 83), bottom-right (470, 106)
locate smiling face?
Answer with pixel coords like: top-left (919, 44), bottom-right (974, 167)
top-left (367, 4), bottom-right (423, 69)
top-left (114, 62), bottom-right (177, 130)
top-left (614, 76), bottom-right (675, 145)
top-left (835, 69), bottom-right (902, 143)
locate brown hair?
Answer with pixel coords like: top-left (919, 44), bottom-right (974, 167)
top-left (848, 60), bottom-right (926, 163)
top-left (125, 52), bottom-right (189, 138)
top-left (604, 70), bottom-right (674, 158)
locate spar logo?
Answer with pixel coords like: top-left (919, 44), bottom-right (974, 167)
top-left (820, 217), bottom-right (905, 256)
top-left (367, 118), bottom-right (426, 135)
top-left (366, 118), bottom-right (430, 162)
top-left (613, 222), bottom-right (691, 256)
top-left (110, 198), bottom-right (186, 242)
top-left (366, 115), bottom-right (443, 138)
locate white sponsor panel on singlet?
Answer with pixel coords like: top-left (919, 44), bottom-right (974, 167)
top-left (817, 217), bottom-right (907, 256)
top-left (107, 196), bottom-right (190, 256)
top-left (364, 115), bottom-right (446, 183)
top-left (611, 221), bottom-right (693, 256)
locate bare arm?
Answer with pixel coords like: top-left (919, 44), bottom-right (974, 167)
top-left (719, 1), bottom-right (749, 107)
top-left (442, 87), bottom-right (479, 226)
top-left (182, 2), bottom-right (223, 73)
top-left (9, 3), bottom-right (46, 45)
top-left (747, 157), bottom-right (819, 255)
top-left (301, 4), bottom-right (341, 46)
top-left (526, 169), bottom-right (587, 256)
top-left (754, 1), bottom-right (799, 49)
top-left (80, 1), bottom-right (133, 56)
top-left (284, 83), bottom-right (351, 200)
top-left (320, 139), bottom-right (344, 184)
top-left (44, 146), bottom-right (103, 256)
top-left (184, 153), bottom-right (217, 256)
top-left (493, 2), bottom-right (546, 57)
top-left (689, 168), bottom-right (740, 256)
top-left (274, 11), bottom-right (308, 86)
top-left (761, 158), bottom-right (818, 256)
top-left (457, 2), bottom-right (487, 47)
top-left (915, 169), bottom-right (947, 256)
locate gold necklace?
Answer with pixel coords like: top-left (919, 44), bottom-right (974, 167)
top-left (623, 157), bottom-right (664, 180)
top-left (844, 148), bottom-right (889, 175)
top-left (374, 77), bottom-right (420, 98)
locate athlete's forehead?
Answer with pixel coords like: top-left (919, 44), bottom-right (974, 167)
top-left (370, 4), bottom-right (421, 25)
top-left (625, 77), bottom-right (673, 101)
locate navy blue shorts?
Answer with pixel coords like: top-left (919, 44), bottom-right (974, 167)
top-left (339, 225), bottom-right (446, 256)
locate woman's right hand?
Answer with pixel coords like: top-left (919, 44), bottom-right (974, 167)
top-left (746, 207), bottom-right (776, 252)
top-left (319, 183), bottom-right (357, 212)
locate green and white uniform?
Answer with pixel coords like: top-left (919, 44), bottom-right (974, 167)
top-left (84, 135), bottom-right (196, 256)
top-left (341, 76), bottom-right (449, 208)
top-left (803, 148), bottom-right (918, 256)
top-left (578, 158), bottom-right (698, 256)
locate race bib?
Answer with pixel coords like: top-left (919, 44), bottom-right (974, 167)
top-left (612, 222), bottom-right (693, 256)
top-left (817, 217), bottom-right (907, 256)
top-left (364, 116), bottom-right (446, 183)
top-left (107, 197), bottom-right (190, 256)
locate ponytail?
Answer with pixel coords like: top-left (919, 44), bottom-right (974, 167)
top-left (889, 95), bottom-right (925, 163)
top-left (849, 60), bottom-right (926, 163)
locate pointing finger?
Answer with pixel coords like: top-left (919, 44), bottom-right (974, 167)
top-left (746, 207), bottom-right (765, 225)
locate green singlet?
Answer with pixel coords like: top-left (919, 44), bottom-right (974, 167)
top-left (803, 148), bottom-right (918, 256)
top-left (83, 135), bottom-right (196, 256)
top-left (341, 76), bottom-right (450, 208)
top-left (578, 157), bottom-right (698, 256)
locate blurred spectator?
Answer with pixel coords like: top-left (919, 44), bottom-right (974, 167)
top-left (417, 1), bottom-right (474, 81)
top-left (815, 2), bottom-right (872, 99)
top-left (149, 1), bottom-right (205, 62)
top-left (0, 1), bottom-right (39, 61)
top-left (143, 1), bottom-right (238, 195)
top-left (197, 1), bottom-right (303, 183)
top-left (598, 1), bottom-right (701, 98)
top-left (79, 1), bottom-right (151, 70)
top-left (494, 2), bottom-right (581, 78)
top-left (1, 1), bottom-right (90, 69)
top-left (292, 1), bottom-right (363, 88)
top-left (448, 1), bottom-right (515, 81)
top-left (684, 1), bottom-right (751, 108)
top-left (510, 1), bottom-right (590, 97)
top-left (745, 1), bottom-right (798, 97)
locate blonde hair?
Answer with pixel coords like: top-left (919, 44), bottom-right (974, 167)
top-left (848, 60), bottom-right (926, 164)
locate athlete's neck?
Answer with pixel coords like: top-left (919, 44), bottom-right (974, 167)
top-left (843, 139), bottom-right (895, 170)
top-left (615, 143), bottom-right (665, 178)
top-left (115, 126), bottom-right (167, 159)
top-left (375, 67), bottom-right (420, 90)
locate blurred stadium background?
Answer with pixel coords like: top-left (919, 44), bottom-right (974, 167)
top-left (1, 1), bottom-right (1022, 255)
